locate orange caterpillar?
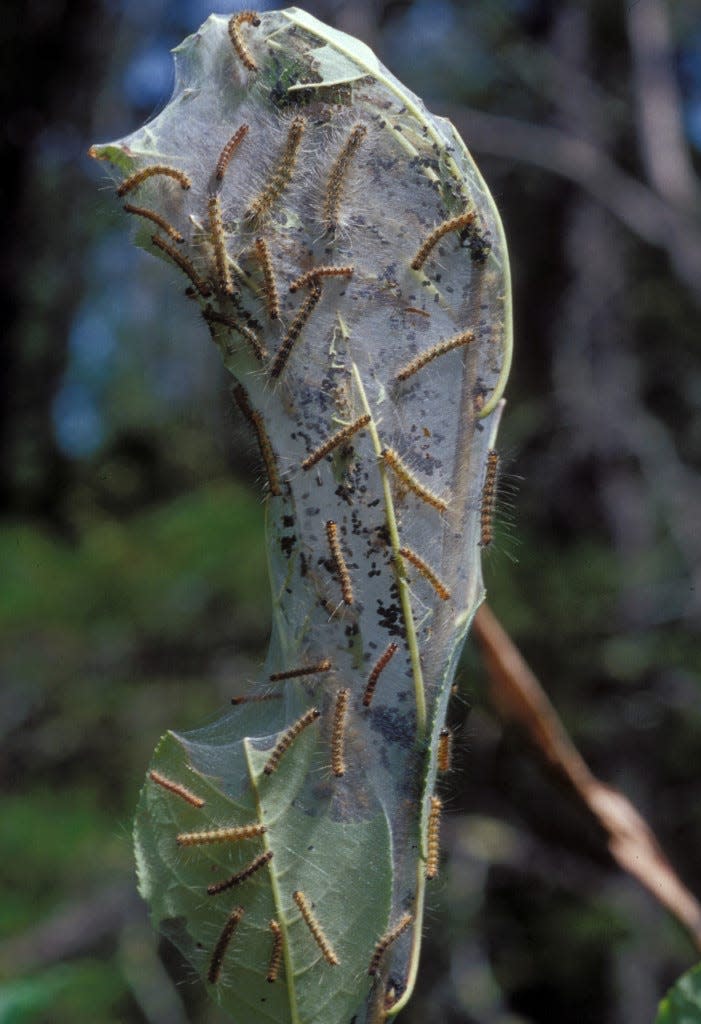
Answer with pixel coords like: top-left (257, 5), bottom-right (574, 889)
top-left (410, 210), bottom-right (475, 270)
top-left (208, 194), bottom-right (234, 295)
top-left (263, 707), bottom-right (321, 775)
top-left (368, 913), bottom-right (413, 976)
top-left (323, 123), bottom-right (367, 231)
top-left (480, 449), bottom-right (500, 547)
top-left (231, 692), bottom-right (282, 705)
top-left (426, 795), bottom-right (442, 879)
top-left (117, 164), bottom-right (191, 197)
top-left (123, 203), bottom-right (183, 243)
top-left (395, 330), bottom-right (474, 383)
top-left (289, 265), bottom-right (354, 293)
top-left (232, 384), bottom-right (281, 496)
top-left (151, 234), bottom-right (211, 297)
top-left (399, 545), bottom-right (451, 602)
top-left (269, 281), bottom-right (321, 379)
top-left (203, 307), bottom-right (266, 362)
top-left (301, 414), bottom-right (370, 471)
top-left (437, 728), bottom-right (452, 772)
top-left (362, 642), bottom-right (398, 707)
top-left (216, 123), bottom-right (249, 181)
top-left (228, 12), bottom-right (260, 72)
top-left (177, 823), bottom-right (266, 847)
top-left (331, 688), bottom-right (349, 777)
top-left (254, 237), bottom-right (280, 319)
top-left (270, 659), bottom-right (332, 681)
top-left (293, 889), bottom-right (339, 966)
top-left (325, 520), bottom-right (353, 605)
top-left (247, 116), bottom-right (306, 221)
top-left (267, 919), bottom-right (283, 983)
top-left (381, 447), bottom-right (448, 513)
top-left (148, 769), bottom-right (204, 807)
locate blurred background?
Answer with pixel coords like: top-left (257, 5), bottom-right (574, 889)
top-left (1, 0), bottom-right (700, 1021)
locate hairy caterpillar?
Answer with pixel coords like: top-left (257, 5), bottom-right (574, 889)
top-left (293, 889), bottom-right (340, 966)
top-left (362, 642), bottom-right (399, 708)
top-left (263, 707), bottom-right (321, 775)
top-left (301, 414), bottom-right (370, 471)
top-left (323, 123), bottom-right (367, 232)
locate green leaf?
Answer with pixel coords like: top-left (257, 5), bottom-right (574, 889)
top-left (656, 963), bottom-right (701, 1024)
top-left (137, 723), bottom-right (393, 1023)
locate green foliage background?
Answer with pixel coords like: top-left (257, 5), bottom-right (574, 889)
top-left (1, 1), bottom-right (700, 1022)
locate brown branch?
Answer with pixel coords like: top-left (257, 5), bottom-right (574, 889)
top-left (472, 602), bottom-right (701, 953)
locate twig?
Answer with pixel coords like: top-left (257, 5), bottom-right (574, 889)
top-left (472, 602), bottom-right (701, 952)
top-left (625, 0), bottom-right (699, 208)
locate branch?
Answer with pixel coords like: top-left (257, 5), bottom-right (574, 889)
top-left (472, 602), bottom-right (701, 953)
top-left (625, 0), bottom-right (700, 209)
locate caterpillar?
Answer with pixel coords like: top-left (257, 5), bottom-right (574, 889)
top-left (232, 384), bottom-right (281, 496)
top-left (269, 281), bottom-right (322, 379)
top-left (228, 11), bottom-right (260, 72)
top-left (216, 123), bottom-right (249, 181)
top-left (426, 796), bottom-right (442, 880)
top-left (263, 707), bottom-right (321, 775)
top-left (325, 520), bottom-right (353, 606)
top-left (208, 906), bottom-right (245, 984)
top-left (231, 692), bottom-right (282, 705)
top-left (331, 688), bottom-right (349, 777)
top-left (293, 890), bottom-right (340, 966)
top-left (123, 203), bottom-right (183, 243)
top-left (289, 265), bottom-right (354, 293)
top-left (207, 850), bottom-right (274, 895)
top-left (301, 414), bottom-right (370, 471)
top-left (254, 236), bottom-right (280, 319)
top-left (410, 211), bottom-right (476, 271)
top-left (368, 913), bottom-right (413, 976)
top-left (116, 164), bottom-right (191, 197)
top-left (208, 194), bottom-right (234, 295)
top-left (323, 124), bottom-right (367, 232)
top-left (176, 823), bottom-right (266, 847)
top-left (381, 447), bottom-right (449, 513)
top-left (151, 234), bottom-right (211, 297)
top-left (203, 307), bottom-right (267, 362)
top-left (269, 659), bottom-right (332, 681)
top-left (437, 727), bottom-right (452, 772)
top-left (267, 920), bottom-right (283, 983)
top-left (395, 330), bottom-right (474, 383)
top-left (247, 116), bottom-right (306, 221)
top-left (362, 642), bottom-right (399, 708)
top-left (148, 770), bottom-right (205, 807)
top-left (480, 449), bottom-right (500, 548)
top-left (399, 545), bottom-right (451, 602)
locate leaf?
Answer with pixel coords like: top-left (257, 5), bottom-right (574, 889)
top-left (286, 44), bottom-right (369, 91)
top-left (93, 8), bottom-right (512, 1022)
top-left (656, 964), bottom-right (701, 1024)
top-left (137, 725), bottom-right (393, 1023)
